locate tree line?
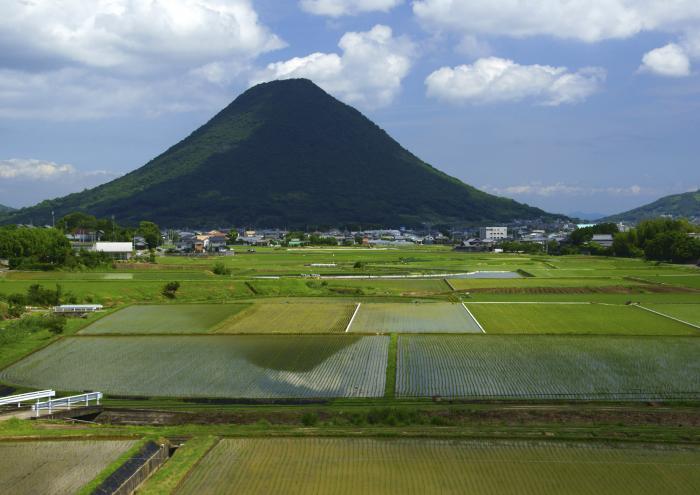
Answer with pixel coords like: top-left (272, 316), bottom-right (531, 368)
top-left (0, 213), bottom-right (162, 269)
top-left (499, 218), bottom-right (700, 263)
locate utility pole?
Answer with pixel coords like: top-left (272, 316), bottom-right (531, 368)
top-left (51, 210), bottom-right (55, 228)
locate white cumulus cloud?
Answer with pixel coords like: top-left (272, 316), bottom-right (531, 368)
top-left (0, 0), bottom-right (283, 72)
top-left (300, 0), bottom-right (403, 17)
top-left (639, 43), bottom-right (691, 77)
top-left (253, 25), bottom-right (414, 108)
top-left (0, 159), bottom-right (75, 180)
top-left (412, 0), bottom-right (700, 43)
top-left (425, 57), bottom-right (605, 106)
top-left (0, 0), bottom-right (284, 120)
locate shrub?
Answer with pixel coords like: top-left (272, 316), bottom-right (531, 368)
top-left (45, 315), bottom-right (67, 335)
top-left (26, 284), bottom-right (62, 306)
top-left (301, 412), bottom-right (319, 426)
top-left (161, 281), bottom-right (181, 299)
top-left (212, 262), bottom-right (231, 275)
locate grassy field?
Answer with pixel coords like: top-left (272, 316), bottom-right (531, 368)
top-left (448, 277), bottom-right (644, 290)
top-left (632, 275), bottom-right (700, 290)
top-left (214, 302), bottom-right (355, 333)
top-left (0, 335), bottom-right (388, 398)
top-left (80, 304), bottom-right (250, 334)
top-left (0, 440), bottom-right (136, 495)
top-left (175, 438), bottom-right (700, 495)
top-left (642, 304), bottom-right (700, 327)
top-left (3, 271), bottom-right (215, 281)
top-left (0, 279), bottom-right (253, 305)
top-left (348, 303), bottom-right (481, 333)
top-left (396, 335), bottom-right (700, 399)
top-left (323, 278), bottom-right (450, 296)
top-left (0, 315), bottom-right (103, 370)
top-left (466, 302), bottom-right (696, 335)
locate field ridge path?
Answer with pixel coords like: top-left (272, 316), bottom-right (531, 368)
top-left (461, 303), bottom-right (486, 333)
top-left (345, 303), bottom-right (361, 333)
top-left (635, 304), bottom-right (700, 330)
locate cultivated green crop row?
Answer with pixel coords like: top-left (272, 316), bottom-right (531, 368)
top-left (176, 438), bottom-right (700, 495)
top-left (2, 333), bottom-right (699, 400)
top-left (0, 440), bottom-right (135, 495)
top-left (0, 335), bottom-right (389, 398)
top-left (397, 335), bottom-right (700, 400)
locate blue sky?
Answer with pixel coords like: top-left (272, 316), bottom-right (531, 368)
top-left (1, 0), bottom-right (699, 217)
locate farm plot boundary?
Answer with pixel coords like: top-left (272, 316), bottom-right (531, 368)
top-left (464, 302), bottom-right (696, 335)
top-left (637, 304), bottom-right (700, 330)
top-left (347, 303), bottom-right (482, 333)
top-left (80, 304), bottom-right (250, 335)
top-left (213, 302), bottom-right (356, 334)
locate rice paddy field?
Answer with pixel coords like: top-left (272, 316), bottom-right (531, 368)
top-left (447, 277), bottom-right (644, 290)
top-left (0, 439), bottom-right (136, 495)
top-left (465, 302), bottom-right (696, 335)
top-left (323, 278), bottom-right (450, 296)
top-left (0, 279), bottom-right (254, 305)
top-left (348, 303), bottom-right (481, 333)
top-left (176, 438), bottom-right (700, 495)
top-left (214, 302), bottom-right (356, 333)
top-left (633, 274), bottom-right (700, 290)
top-left (641, 304), bottom-right (700, 327)
top-left (80, 304), bottom-right (250, 334)
top-left (0, 335), bottom-right (388, 398)
top-left (396, 335), bottom-right (700, 399)
top-left (1, 249), bottom-right (700, 495)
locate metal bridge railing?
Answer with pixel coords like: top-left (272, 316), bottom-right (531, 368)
top-left (32, 392), bottom-right (103, 417)
top-left (0, 390), bottom-right (55, 408)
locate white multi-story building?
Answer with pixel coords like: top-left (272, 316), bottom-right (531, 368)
top-left (479, 226), bottom-right (508, 241)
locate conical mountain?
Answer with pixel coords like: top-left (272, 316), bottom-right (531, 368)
top-left (2, 79), bottom-right (559, 228)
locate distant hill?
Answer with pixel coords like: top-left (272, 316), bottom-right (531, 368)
top-left (567, 211), bottom-right (606, 222)
top-left (602, 189), bottom-right (700, 223)
top-left (0, 204), bottom-right (15, 214)
top-left (1, 79), bottom-right (562, 228)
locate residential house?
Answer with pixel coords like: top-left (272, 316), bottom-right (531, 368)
top-left (591, 234), bottom-right (614, 247)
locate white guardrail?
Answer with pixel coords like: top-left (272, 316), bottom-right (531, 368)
top-left (32, 392), bottom-right (103, 417)
top-left (0, 390), bottom-right (56, 407)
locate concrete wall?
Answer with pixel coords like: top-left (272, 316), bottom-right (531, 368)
top-left (93, 441), bottom-right (169, 495)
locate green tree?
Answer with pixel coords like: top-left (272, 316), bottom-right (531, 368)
top-left (0, 226), bottom-right (71, 267)
top-left (226, 230), bottom-right (238, 244)
top-left (636, 218), bottom-right (693, 247)
top-left (138, 221), bottom-right (161, 249)
top-left (569, 223), bottom-right (618, 246)
top-left (645, 231), bottom-right (700, 263)
top-left (308, 234), bottom-right (338, 246)
top-left (26, 284), bottom-right (62, 306)
top-left (56, 212), bottom-right (97, 232)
